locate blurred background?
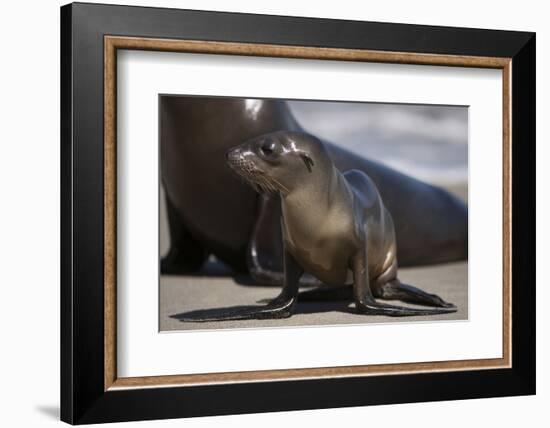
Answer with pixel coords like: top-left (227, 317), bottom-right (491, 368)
top-left (289, 100), bottom-right (468, 186)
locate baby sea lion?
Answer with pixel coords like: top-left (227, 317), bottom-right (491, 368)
top-left (181, 131), bottom-right (457, 321)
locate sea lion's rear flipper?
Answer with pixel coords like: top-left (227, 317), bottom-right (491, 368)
top-left (355, 301), bottom-right (457, 317)
top-left (353, 248), bottom-right (457, 317)
top-left (161, 191), bottom-right (208, 275)
top-left (374, 279), bottom-right (456, 308)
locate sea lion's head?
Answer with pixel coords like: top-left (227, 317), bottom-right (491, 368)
top-left (226, 131), bottom-right (330, 195)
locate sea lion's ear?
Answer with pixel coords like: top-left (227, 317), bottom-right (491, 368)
top-left (299, 152), bottom-right (314, 173)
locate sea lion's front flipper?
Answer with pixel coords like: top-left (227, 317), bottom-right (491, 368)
top-left (352, 247), bottom-right (457, 317)
top-left (246, 193), bottom-right (285, 285)
top-left (172, 300), bottom-right (295, 322)
top-left (247, 193), bottom-right (321, 287)
top-left (176, 249), bottom-right (303, 322)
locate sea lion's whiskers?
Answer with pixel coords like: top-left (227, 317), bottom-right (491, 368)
top-left (255, 175), bottom-right (275, 194)
top-left (247, 170), bottom-right (285, 194)
top-left (269, 177), bottom-right (290, 194)
top-left (265, 177), bottom-right (281, 193)
top-left (237, 168), bottom-right (273, 194)
top-left (240, 169), bottom-right (273, 194)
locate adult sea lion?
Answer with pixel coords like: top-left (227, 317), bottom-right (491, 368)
top-left (160, 97), bottom-right (467, 284)
top-left (180, 131), bottom-right (457, 321)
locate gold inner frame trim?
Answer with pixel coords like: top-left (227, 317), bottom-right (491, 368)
top-left (104, 35), bottom-right (512, 391)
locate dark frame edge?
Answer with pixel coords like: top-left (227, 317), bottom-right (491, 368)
top-left (71, 2), bottom-right (532, 57)
top-left (61, 3), bottom-right (74, 425)
top-left (510, 32), bottom-right (536, 394)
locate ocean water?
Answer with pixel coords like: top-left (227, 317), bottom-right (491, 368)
top-left (288, 101), bottom-right (468, 186)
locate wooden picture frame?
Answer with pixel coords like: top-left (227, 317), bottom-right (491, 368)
top-left (61, 2), bottom-right (535, 424)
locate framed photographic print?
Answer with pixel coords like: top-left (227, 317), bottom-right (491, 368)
top-left (60, 2), bottom-right (535, 424)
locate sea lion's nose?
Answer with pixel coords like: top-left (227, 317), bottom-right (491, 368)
top-left (226, 148), bottom-right (242, 163)
top-left (225, 149), bottom-right (235, 161)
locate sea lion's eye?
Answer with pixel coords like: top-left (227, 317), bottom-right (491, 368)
top-left (260, 139), bottom-right (277, 156)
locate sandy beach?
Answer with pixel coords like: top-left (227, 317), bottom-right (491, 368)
top-left (159, 183), bottom-right (468, 332)
top-left (160, 260), bottom-right (467, 331)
